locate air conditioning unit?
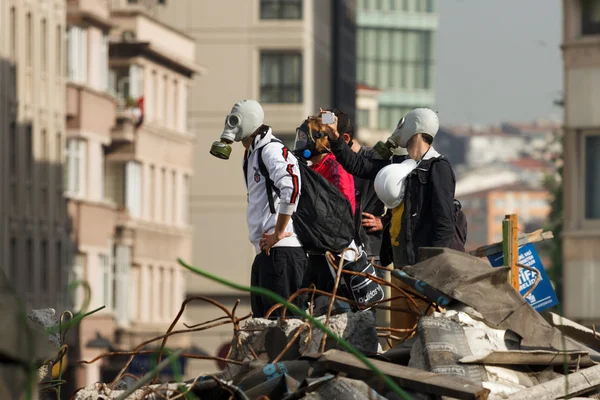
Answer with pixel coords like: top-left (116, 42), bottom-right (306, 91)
top-left (121, 30), bottom-right (136, 42)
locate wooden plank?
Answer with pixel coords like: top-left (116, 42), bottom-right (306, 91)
top-left (509, 214), bottom-right (519, 290)
top-left (458, 349), bottom-right (595, 368)
top-left (469, 229), bottom-right (554, 258)
top-left (314, 349), bottom-right (490, 400)
top-left (506, 363), bottom-right (600, 399)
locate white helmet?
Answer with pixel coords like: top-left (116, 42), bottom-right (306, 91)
top-left (220, 100), bottom-right (265, 143)
top-left (374, 159), bottom-right (418, 209)
top-left (389, 108), bottom-right (439, 148)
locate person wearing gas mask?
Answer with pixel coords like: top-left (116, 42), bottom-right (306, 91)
top-left (292, 114), bottom-right (358, 315)
top-left (322, 108), bottom-right (399, 275)
top-left (323, 108), bottom-right (457, 269)
top-left (210, 100), bottom-right (308, 318)
top-left (294, 115), bottom-right (384, 315)
top-left (293, 116), bottom-right (357, 212)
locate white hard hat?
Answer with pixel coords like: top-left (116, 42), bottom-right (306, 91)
top-left (374, 159), bottom-right (418, 209)
top-left (390, 108), bottom-right (439, 148)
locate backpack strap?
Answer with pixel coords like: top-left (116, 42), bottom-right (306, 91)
top-left (256, 138), bottom-right (283, 215)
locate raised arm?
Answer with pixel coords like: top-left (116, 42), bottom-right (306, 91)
top-left (324, 116), bottom-right (390, 180)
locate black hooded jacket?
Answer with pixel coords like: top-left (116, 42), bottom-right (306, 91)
top-left (329, 137), bottom-right (456, 266)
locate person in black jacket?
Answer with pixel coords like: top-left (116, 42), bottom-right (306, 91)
top-left (324, 109), bottom-right (391, 273)
top-left (323, 108), bottom-right (456, 269)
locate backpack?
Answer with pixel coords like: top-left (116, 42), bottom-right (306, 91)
top-left (429, 156), bottom-right (468, 252)
top-left (256, 140), bottom-right (356, 254)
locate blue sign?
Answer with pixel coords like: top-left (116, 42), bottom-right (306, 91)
top-left (487, 243), bottom-right (559, 312)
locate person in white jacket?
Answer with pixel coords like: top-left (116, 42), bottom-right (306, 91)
top-left (211, 100), bottom-right (308, 318)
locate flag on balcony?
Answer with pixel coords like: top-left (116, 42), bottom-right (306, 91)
top-left (134, 96), bottom-right (144, 129)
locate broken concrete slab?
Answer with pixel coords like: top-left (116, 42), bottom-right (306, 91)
top-left (27, 308), bottom-right (61, 348)
top-left (225, 310), bottom-right (378, 379)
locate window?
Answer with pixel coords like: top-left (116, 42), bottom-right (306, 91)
top-left (100, 253), bottom-right (113, 309)
top-left (161, 168), bottom-right (166, 222)
top-left (260, 0), bottom-right (302, 19)
top-left (41, 130), bottom-right (49, 215)
top-left (110, 64), bottom-right (143, 104)
top-left (356, 109), bottom-right (371, 130)
top-left (10, 7), bottom-right (16, 59)
top-left (125, 162), bottom-right (142, 218)
top-left (173, 80), bottom-right (179, 131)
top-left (171, 171), bottom-right (177, 224)
top-left (357, 28), bottom-right (433, 92)
top-left (582, 0), bottom-right (600, 35)
top-left (25, 126), bottom-right (33, 213)
top-left (25, 126), bottom-right (33, 182)
top-left (26, 13), bottom-right (32, 67)
top-left (586, 136), bottom-right (600, 219)
top-left (66, 139), bottom-right (87, 197)
top-left (41, 19), bottom-right (48, 73)
top-left (164, 75), bottom-right (169, 127)
top-left (56, 133), bottom-right (64, 219)
top-left (67, 26), bottom-right (87, 83)
top-left (99, 33), bottom-right (109, 91)
top-left (56, 25), bottom-right (63, 77)
top-left (260, 52), bottom-right (303, 103)
top-left (41, 241), bottom-right (48, 292)
top-left (9, 122), bottom-right (17, 179)
top-left (181, 175), bottom-right (190, 225)
top-left (56, 242), bottom-right (63, 293)
top-left (26, 239), bottom-right (33, 292)
top-left (10, 238), bottom-right (17, 283)
top-left (149, 165), bottom-right (155, 220)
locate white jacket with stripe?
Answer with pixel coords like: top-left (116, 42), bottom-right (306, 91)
top-left (244, 128), bottom-right (303, 254)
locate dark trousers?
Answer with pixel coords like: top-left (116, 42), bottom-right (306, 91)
top-left (250, 247), bottom-right (308, 318)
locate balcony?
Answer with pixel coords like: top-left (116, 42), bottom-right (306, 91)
top-left (66, 83), bottom-right (118, 142)
top-left (67, 0), bottom-right (113, 30)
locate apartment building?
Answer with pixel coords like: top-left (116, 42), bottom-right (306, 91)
top-left (155, 0), bottom-right (357, 376)
top-left (561, 0), bottom-right (600, 325)
top-left (355, 0), bottom-right (438, 142)
top-left (63, 0), bottom-right (205, 388)
top-left (459, 183), bottom-right (551, 251)
top-left (0, 1), bottom-right (69, 310)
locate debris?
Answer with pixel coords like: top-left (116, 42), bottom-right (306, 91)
top-left (505, 363), bottom-right (600, 399)
top-left (36, 249), bottom-right (600, 399)
top-left (308, 349), bottom-right (490, 399)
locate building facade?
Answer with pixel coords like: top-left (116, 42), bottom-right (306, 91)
top-left (63, 0), bottom-right (204, 389)
top-left (562, 0), bottom-right (600, 325)
top-left (355, 0), bottom-right (438, 138)
top-left (155, 0), bottom-right (357, 376)
top-left (460, 184), bottom-right (551, 251)
top-left (0, 1), bottom-right (70, 310)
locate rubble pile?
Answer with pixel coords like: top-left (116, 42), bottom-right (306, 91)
top-left (4, 249), bottom-right (600, 399)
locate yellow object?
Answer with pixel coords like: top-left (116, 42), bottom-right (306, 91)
top-left (389, 201), bottom-right (404, 247)
top-left (51, 353), bottom-right (67, 378)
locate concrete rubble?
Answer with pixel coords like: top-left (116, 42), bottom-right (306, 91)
top-left (4, 249), bottom-right (600, 399)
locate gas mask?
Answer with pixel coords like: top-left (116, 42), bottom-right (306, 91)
top-left (373, 108), bottom-right (440, 160)
top-left (293, 120), bottom-right (328, 160)
top-left (210, 100), bottom-right (265, 160)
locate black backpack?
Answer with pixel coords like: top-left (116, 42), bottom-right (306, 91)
top-left (256, 140), bottom-right (356, 254)
top-left (429, 156), bottom-right (468, 252)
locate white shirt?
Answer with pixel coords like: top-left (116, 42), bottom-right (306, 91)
top-left (244, 129), bottom-right (303, 254)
